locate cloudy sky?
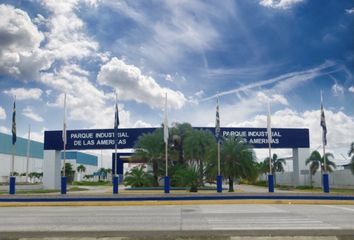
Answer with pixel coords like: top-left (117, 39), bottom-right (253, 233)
top-left (0, 0), bottom-right (353, 166)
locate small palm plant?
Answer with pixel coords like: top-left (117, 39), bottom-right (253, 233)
top-left (171, 164), bottom-right (199, 192)
top-left (123, 165), bottom-right (155, 188)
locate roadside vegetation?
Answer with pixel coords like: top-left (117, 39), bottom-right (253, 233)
top-left (129, 122), bottom-right (259, 192)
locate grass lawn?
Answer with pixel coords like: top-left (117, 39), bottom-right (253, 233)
top-left (72, 181), bottom-right (112, 186)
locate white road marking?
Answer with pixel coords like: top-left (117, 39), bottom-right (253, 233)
top-left (323, 205), bottom-right (354, 212)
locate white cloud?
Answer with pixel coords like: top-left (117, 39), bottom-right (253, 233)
top-left (132, 120), bottom-right (153, 128)
top-left (0, 4), bottom-right (51, 80)
top-left (25, 127), bottom-right (45, 143)
top-left (42, 64), bottom-right (134, 129)
top-left (165, 74), bottom-right (173, 82)
top-left (331, 83), bottom-right (344, 96)
top-left (259, 0), bottom-right (305, 9)
top-left (349, 86), bottom-right (354, 93)
top-left (3, 88), bottom-right (43, 100)
top-left (203, 61), bottom-right (340, 101)
top-left (0, 106), bottom-right (6, 119)
top-left (195, 90), bottom-right (205, 98)
top-left (97, 57), bottom-right (187, 109)
top-left (0, 126), bottom-right (10, 134)
top-left (345, 7), bottom-right (354, 14)
top-left (256, 92), bottom-right (289, 105)
top-left (42, 0), bottom-right (99, 61)
top-left (22, 107), bottom-right (44, 122)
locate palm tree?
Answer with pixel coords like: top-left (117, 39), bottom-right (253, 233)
top-left (97, 168), bottom-right (107, 180)
top-left (132, 129), bottom-right (164, 186)
top-left (207, 137), bottom-right (257, 192)
top-left (123, 166), bottom-right (155, 188)
top-left (306, 150), bottom-right (336, 185)
top-left (348, 142), bottom-right (354, 174)
top-left (170, 122), bottom-right (193, 165)
top-left (183, 129), bottom-right (217, 186)
top-left (77, 164), bottom-right (86, 173)
top-left (76, 164), bottom-right (86, 182)
top-left (263, 153), bottom-right (286, 185)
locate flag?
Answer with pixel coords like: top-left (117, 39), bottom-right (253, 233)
top-left (267, 101), bottom-right (272, 145)
top-left (164, 93), bottom-right (168, 144)
top-left (320, 92), bottom-right (327, 146)
top-left (114, 93), bottom-right (120, 145)
top-left (215, 96), bottom-right (220, 143)
top-left (12, 99), bottom-right (16, 145)
top-left (62, 93), bottom-right (67, 146)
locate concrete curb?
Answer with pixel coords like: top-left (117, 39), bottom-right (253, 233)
top-left (1, 194), bottom-right (354, 207)
top-left (1, 199), bottom-right (354, 207)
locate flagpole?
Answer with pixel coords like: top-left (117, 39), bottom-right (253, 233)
top-left (321, 91), bottom-right (329, 193)
top-left (63, 93), bottom-right (66, 178)
top-left (321, 91), bottom-right (327, 173)
top-left (164, 93), bottom-right (170, 193)
top-left (25, 124), bottom-right (31, 183)
top-left (216, 94), bottom-right (222, 193)
top-left (10, 96), bottom-right (16, 194)
top-left (267, 101), bottom-right (274, 192)
top-left (61, 93), bottom-right (67, 194)
top-left (113, 91), bottom-right (119, 194)
top-left (115, 92), bottom-right (118, 178)
top-left (268, 102), bottom-right (272, 175)
top-left (11, 96), bottom-right (16, 176)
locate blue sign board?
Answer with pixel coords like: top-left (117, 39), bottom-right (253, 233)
top-left (44, 127), bottom-right (309, 150)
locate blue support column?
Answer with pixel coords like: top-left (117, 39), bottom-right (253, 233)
top-left (164, 176), bottom-right (170, 193)
top-left (9, 176), bottom-right (16, 195)
top-left (323, 173), bottom-right (330, 193)
top-left (268, 174), bottom-right (274, 193)
top-left (216, 175), bottom-right (223, 193)
top-left (61, 176), bottom-right (67, 194)
top-left (113, 175), bottom-right (119, 194)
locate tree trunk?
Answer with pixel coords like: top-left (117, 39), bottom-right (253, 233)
top-left (152, 161), bottom-right (159, 187)
top-left (199, 159), bottom-right (204, 186)
top-left (228, 177), bottom-right (234, 192)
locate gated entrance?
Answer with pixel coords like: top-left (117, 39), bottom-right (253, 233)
top-left (43, 127), bottom-right (310, 189)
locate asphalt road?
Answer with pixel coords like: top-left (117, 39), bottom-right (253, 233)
top-left (0, 204), bottom-right (354, 239)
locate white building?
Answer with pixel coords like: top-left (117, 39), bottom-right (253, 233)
top-left (0, 132), bottom-right (98, 183)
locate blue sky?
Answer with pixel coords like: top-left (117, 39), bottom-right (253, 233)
top-left (0, 0), bottom-right (353, 164)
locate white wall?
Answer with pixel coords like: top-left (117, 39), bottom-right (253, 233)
top-left (274, 169), bottom-right (354, 188)
top-left (1, 153), bottom-right (98, 184)
top-left (0, 153), bottom-right (42, 183)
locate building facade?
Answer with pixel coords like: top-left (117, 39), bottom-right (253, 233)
top-left (0, 132), bottom-right (98, 183)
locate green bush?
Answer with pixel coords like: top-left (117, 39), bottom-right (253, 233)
top-left (124, 166), bottom-right (155, 188)
top-left (73, 180), bottom-right (111, 186)
top-left (253, 180), bottom-right (267, 187)
top-left (171, 164), bottom-right (199, 192)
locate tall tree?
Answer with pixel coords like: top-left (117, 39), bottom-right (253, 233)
top-left (132, 129), bottom-right (164, 186)
top-left (262, 153), bottom-right (286, 185)
top-left (77, 164), bottom-right (86, 173)
top-left (183, 129), bottom-right (216, 185)
top-left (207, 137), bottom-right (257, 192)
top-left (306, 150), bottom-right (336, 176)
top-left (348, 142), bottom-right (354, 175)
top-left (170, 122), bottom-right (193, 165)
